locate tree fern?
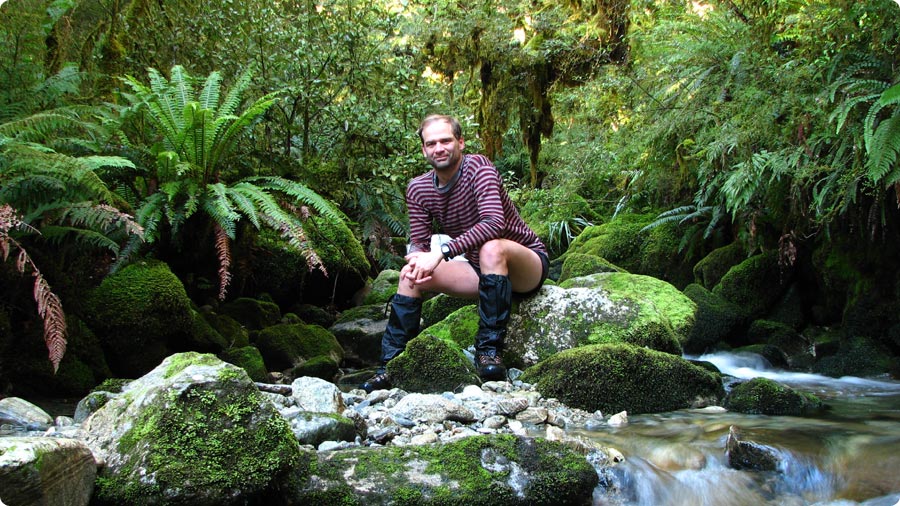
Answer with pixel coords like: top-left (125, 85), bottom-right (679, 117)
top-left (864, 83), bottom-right (900, 187)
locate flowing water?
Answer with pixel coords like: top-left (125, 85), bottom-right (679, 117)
top-left (575, 352), bottom-right (900, 506)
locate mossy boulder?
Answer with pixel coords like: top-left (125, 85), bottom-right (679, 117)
top-left (564, 213), bottom-right (656, 274)
top-left (693, 242), bottom-right (746, 289)
top-left (558, 253), bottom-right (624, 283)
top-left (812, 336), bottom-right (896, 378)
top-left (185, 308), bottom-right (229, 353)
top-left (724, 377), bottom-right (823, 416)
top-left (521, 343), bottom-right (724, 415)
top-left (220, 297), bottom-right (282, 331)
top-left (329, 304), bottom-right (390, 367)
top-left (201, 311), bottom-right (250, 348)
top-left (82, 352), bottom-right (305, 505)
top-left (713, 251), bottom-right (792, 321)
top-left (290, 355), bottom-right (340, 382)
top-left (363, 270), bottom-right (400, 305)
top-left (422, 294), bottom-right (476, 329)
top-left (289, 303), bottom-right (336, 328)
top-left (387, 332), bottom-right (480, 393)
top-left (638, 221), bottom-right (696, 289)
top-left (283, 434), bottom-right (598, 505)
top-left (255, 323), bottom-right (343, 372)
top-left (83, 260), bottom-right (194, 377)
top-left (681, 283), bottom-right (744, 354)
top-left (421, 304), bottom-right (480, 350)
top-left (506, 274), bottom-right (695, 367)
top-left (220, 346), bottom-right (268, 382)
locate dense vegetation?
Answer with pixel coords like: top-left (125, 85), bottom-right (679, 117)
top-left (1, 0), bottom-right (899, 377)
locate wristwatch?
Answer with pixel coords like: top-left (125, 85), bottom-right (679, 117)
top-left (440, 243), bottom-right (452, 262)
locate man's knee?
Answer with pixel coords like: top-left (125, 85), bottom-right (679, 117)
top-left (478, 240), bottom-right (508, 268)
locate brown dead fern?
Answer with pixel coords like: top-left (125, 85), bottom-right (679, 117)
top-left (0, 204), bottom-right (67, 373)
top-left (214, 223), bottom-right (232, 301)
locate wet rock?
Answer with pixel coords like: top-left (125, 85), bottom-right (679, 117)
top-left (389, 393), bottom-right (476, 424)
top-left (0, 397), bottom-right (53, 431)
top-left (725, 426), bottom-right (780, 471)
top-left (291, 376), bottom-right (345, 413)
top-left (0, 437), bottom-right (96, 506)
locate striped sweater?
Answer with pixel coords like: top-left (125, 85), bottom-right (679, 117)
top-left (406, 153), bottom-right (546, 269)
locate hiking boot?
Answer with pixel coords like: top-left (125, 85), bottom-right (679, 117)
top-left (361, 372), bottom-right (392, 393)
top-left (476, 353), bottom-right (507, 381)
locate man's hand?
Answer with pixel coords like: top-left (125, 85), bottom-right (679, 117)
top-left (402, 250), bottom-right (444, 288)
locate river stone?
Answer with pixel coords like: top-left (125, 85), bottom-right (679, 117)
top-left (281, 408), bottom-right (358, 447)
top-left (725, 426), bottom-right (780, 472)
top-left (0, 437), bottom-right (96, 506)
top-left (0, 397), bottom-right (53, 430)
top-left (78, 352), bottom-right (304, 505)
top-left (389, 393), bottom-right (476, 424)
top-left (291, 376), bottom-right (345, 413)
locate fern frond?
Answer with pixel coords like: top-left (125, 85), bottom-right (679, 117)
top-left (33, 273), bottom-right (67, 373)
top-left (252, 176), bottom-right (345, 221)
top-left (198, 70), bottom-right (223, 113)
top-left (218, 68), bottom-right (253, 119)
top-left (866, 113), bottom-right (900, 185)
top-left (208, 93), bottom-right (278, 169)
top-left (203, 183), bottom-right (240, 238)
top-left (214, 223), bottom-right (232, 301)
top-left (40, 225), bottom-right (121, 253)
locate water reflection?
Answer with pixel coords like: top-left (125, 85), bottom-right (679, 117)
top-left (579, 352), bottom-right (900, 506)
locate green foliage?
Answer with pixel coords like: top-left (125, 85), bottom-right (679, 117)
top-left (116, 65), bottom-right (353, 299)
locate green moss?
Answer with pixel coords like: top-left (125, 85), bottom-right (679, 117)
top-left (84, 260), bottom-right (193, 376)
top-left (422, 294), bottom-right (476, 329)
top-left (565, 213), bottom-right (656, 274)
top-left (522, 343), bottom-right (724, 414)
top-left (682, 283), bottom-right (744, 353)
top-left (639, 221), bottom-right (695, 289)
top-left (693, 242), bottom-right (746, 289)
top-left (421, 305), bottom-right (479, 350)
top-left (334, 304), bottom-right (388, 324)
top-left (305, 215), bottom-right (370, 276)
top-left (290, 355), bottom-right (339, 381)
top-left (388, 333), bottom-right (479, 393)
top-left (713, 251), bottom-right (788, 321)
top-left (255, 323), bottom-right (343, 371)
top-left (812, 336), bottom-right (895, 377)
top-left (724, 377), bottom-right (823, 415)
top-left (201, 311), bottom-right (250, 348)
top-left (220, 297), bottom-right (282, 331)
top-left (558, 253), bottom-right (624, 283)
top-left (92, 378), bottom-right (132, 393)
top-left (220, 346), bottom-right (268, 382)
top-left (96, 369), bottom-right (302, 504)
top-left (364, 270), bottom-right (401, 305)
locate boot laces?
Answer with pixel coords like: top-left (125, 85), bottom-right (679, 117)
top-left (478, 354), bottom-right (503, 366)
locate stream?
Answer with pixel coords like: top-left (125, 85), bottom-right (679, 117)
top-left (575, 352), bottom-right (900, 506)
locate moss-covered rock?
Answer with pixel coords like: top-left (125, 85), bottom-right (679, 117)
top-left (693, 242), bottom-right (746, 289)
top-left (289, 303), bottom-right (336, 328)
top-left (185, 308), bottom-right (229, 353)
top-left (724, 377), bottom-right (823, 416)
top-left (283, 434), bottom-right (598, 505)
top-left (507, 274), bottom-right (693, 367)
top-left (681, 283), bottom-right (744, 354)
top-left (201, 311), bottom-right (250, 348)
top-left (363, 270), bottom-right (401, 305)
top-left (329, 304), bottom-right (390, 368)
top-left (83, 260), bottom-right (193, 377)
top-left (422, 294), bottom-right (476, 329)
top-left (387, 333), bottom-right (480, 393)
top-left (812, 336), bottom-right (896, 378)
top-left (639, 221), bottom-right (696, 289)
top-left (83, 352), bottom-right (305, 505)
top-left (521, 343), bottom-right (724, 415)
top-left (558, 253), bottom-right (624, 283)
top-left (564, 214), bottom-right (656, 274)
top-left (421, 304), bottom-right (480, 350)
top-left (220, 297), bottom-right (282, 331)
top-left (255, 323), bottom-right (343, 372)
top-left (713, 251), bottom-right (791, 321)
top-left (220, 346), bottom-right (268, 382)
top-left (290, 355), bottom-right (340, 382)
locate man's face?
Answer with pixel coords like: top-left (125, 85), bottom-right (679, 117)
top-left (421, 120), bottom-right (465, 172)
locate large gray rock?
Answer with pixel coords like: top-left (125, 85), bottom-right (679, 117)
top-left (0, 437), bottom-right (96, 506)
top-left (284, 434), bottom-right (598, 505)
top-left (506, 273), bottom-right (696, 367)
top-left (78, 352), bottom-right (304, 506)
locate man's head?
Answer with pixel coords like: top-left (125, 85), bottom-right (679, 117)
top-left (417, 115), bottom-right (462, 144)
top-left (419, 115), bottom-right (465, 173)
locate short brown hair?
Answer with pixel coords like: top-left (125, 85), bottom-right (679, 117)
top-left (417, 115), bottom-right (462, 144)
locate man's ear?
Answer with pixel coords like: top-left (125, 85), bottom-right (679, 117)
top-left (458, 137), bottom-right (465, 150)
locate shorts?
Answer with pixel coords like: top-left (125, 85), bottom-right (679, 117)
top-left (469, 249), bottom-right (550, 296)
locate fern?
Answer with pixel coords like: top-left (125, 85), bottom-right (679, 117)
top-left (864, 83), bottom-right (900, 186)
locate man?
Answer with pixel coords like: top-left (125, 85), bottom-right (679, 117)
top-left (361, 114), bottom-right (549, 393)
